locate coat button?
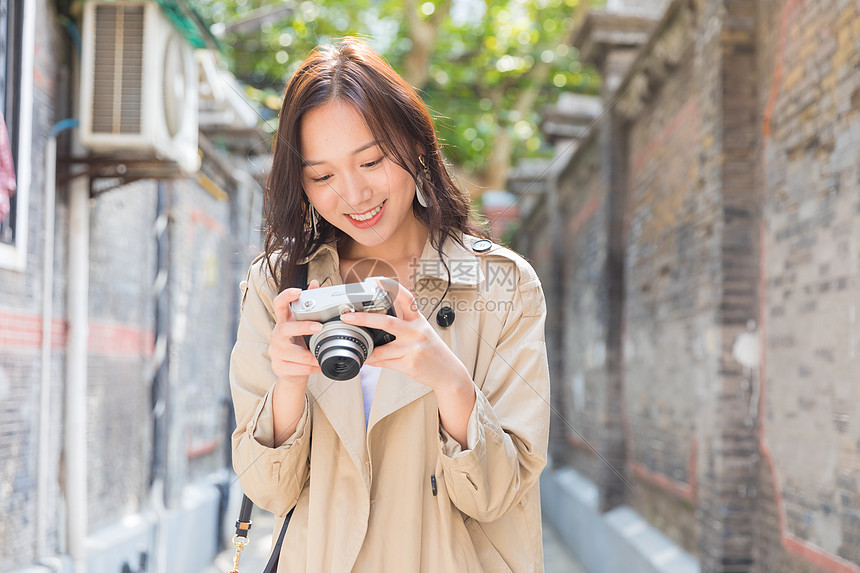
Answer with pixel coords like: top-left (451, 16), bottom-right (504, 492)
top-left (436, 306), bottom-right (455, 327)
top-left (471, 239), bottom-right (492, 252)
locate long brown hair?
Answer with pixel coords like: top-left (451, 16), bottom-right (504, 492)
top-left (263, 37), bottom-right (486, 292)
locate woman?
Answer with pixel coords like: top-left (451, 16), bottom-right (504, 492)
top-left (230, 37), bottom-right (550, 572)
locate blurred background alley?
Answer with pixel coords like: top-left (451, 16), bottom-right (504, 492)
top-left (2, 1), bottom-right (859, 572)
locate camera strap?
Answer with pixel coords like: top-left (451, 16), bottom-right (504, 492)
top-left (278, 258), bottom-right (309, 291)
top-left (295, 262), bottom-right (308, 291)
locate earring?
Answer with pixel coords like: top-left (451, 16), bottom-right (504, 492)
top-left (415, 155), bottom-right (429, 208)
top-left (308, 203), bottom-right (320, 235)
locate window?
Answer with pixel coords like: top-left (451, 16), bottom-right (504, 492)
top-left (0, 0), bottom-right (32, 271)
top-left (0, 0), bottom-right (20, 245)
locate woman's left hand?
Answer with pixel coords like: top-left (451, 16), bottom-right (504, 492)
top-left (339, 279), bottom-right (471, 393)
top-left (342, 279), bottom-right (477, 447)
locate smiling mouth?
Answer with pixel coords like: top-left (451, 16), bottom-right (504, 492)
top-left (347, 201), bottom-right (385, 221)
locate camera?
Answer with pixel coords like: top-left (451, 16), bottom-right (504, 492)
top-left (290, 277), bottom-right (397, 380)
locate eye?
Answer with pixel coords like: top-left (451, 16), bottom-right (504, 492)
top-left (311, 173), bottom-right (333, 183)
top-left (362, 157), bottom-right (384, 168)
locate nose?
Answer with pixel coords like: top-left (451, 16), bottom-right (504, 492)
top-left (338, 169), bottom-right (372, 211)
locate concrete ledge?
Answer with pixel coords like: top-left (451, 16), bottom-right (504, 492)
top-left (11, 474), bottom-right (230, 573)
top-left (9, 556), bottom-right (74, 573)
top-left (163, 479), bottom-right (222, 573)
top-left (541, 466), bottom-right (700, 573)
top-left (540, 465), bottom-right (605, 573)
top-left (84, 474), bottom-right (225, 573)
top-left (604, 506), bottom-right (699, 573)
top-left (87, 511), bottom-right (157, 573)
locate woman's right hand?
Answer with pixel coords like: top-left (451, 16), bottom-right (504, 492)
top-left (269, 279), bottom-right (323, 446)
top-left (269, 279), bottom-right (323, 386)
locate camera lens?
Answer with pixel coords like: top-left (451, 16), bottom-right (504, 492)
top-left (310, 323), bottom-right (375, 381)
top-left (332, 360), bottom-right (350, 374)
top-left (328, 356), bottom-right (355, 378)
top-left (318, 346), bottom-right (362, 380)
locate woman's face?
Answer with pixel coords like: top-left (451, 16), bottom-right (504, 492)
top-left (300, 100), bottom-right (420, 255)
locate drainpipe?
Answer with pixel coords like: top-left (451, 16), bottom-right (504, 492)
top-left (65, 169), bottom-right (90, 572)
top-left (151, 180), bottom-right (171, 573)
top-left (38, 118), bottom-right (78, 564)
top-left (52, 10), bottom-right (87, 571)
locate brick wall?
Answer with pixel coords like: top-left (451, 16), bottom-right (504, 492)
top-left (517, 195), bottom-right (558, 413)
top-left (555, 133), bottom-right (623, 498)
top-left (165, 178), bottom-right (237, 495)
top-left (86, 180), bottom-right (158, 532)
top-left (622, 21), bottom-right (707, 550)
top-left (0, 1), bottom-right (263, 568)
top-left (83, 174), bottom-right (250, 519)
top-left (524, 0), bottom-right (860, 571)
top-left (755, 0), bottom-right (860, 571)
top-left (0, 1), bottom-right (64, 569)
top-left (695, 0), bottom-right (761, 570)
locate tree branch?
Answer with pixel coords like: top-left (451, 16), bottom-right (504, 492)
top-left (402, 0), bottom-right (452, 88)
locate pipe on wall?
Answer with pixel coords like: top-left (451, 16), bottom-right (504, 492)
top-left (38, 118), bottom-right (78, 565)
top-left (65, 173), bottom-right (90, 573)
top-left (38, 131), bottom-right (58, 562)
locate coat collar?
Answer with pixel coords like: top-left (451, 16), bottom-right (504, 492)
top-left (301, 233), bottom-right (485, 488)
top-left (297, 233), bottom-right (486, 289)
top-left (306, 367), bottom-right (432, 491)
top-left (414, 234), bottom-right (484, 287)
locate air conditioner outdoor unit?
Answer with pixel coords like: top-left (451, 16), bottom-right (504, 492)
top-left (79, 1), bottom-right (199, 174)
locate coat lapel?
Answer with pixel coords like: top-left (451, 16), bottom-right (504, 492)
top-left (365, 236), bottom-right (486, 435)
top-left (366, 368), bottom-right (432, 434)
top-left (298, 235), bottom-right (485, 483)
top-left (307, 374), bottom-right (371, 489)
top-left (303, 245), bottom-right (373, 488)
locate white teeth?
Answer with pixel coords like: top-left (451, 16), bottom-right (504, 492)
top-left (348, 202), bottom-right (384, 221)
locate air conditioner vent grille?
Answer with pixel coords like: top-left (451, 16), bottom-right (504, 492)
top-left (92, 4), bottom-right (144, 134)
top-left (80, 1), bottom-right (199, 173)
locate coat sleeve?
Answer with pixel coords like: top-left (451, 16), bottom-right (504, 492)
top-left (438, 265), bottom-right (550, 522)
top-left (230, 260), bottom-right (312, 517)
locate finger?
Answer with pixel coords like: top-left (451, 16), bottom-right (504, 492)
top-left (284, 350), bottom-right (321, 369)
top-left (272, 320), bottom-right (323, 340)
top-left (273, 287), bottom-right (303, 324)
top-left (273, 361), bottom-right (321, 378)
top-left (365, 344), bottom-right (406, 364)
top-left (269, 344), bottom-right (320, 368)
top-left (340, 311), bottom-right (408, 337)
top-left (364, 357), bottom-right (406, 371)
top-left (308, 279), bottom-right (320, 289)
top-left (376, 278), bottom-right (420, 321)
top-left (272, 352), bottom-right (320, 370)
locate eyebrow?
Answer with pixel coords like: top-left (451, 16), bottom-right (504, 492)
top-left (302, 141), bottom-right (380, 167)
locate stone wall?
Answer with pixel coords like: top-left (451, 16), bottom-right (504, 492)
top-left (555, 132), bottom-right (621, 497)
top-left (0, 1), bottom-right (263, 569)
top-left (620, 3), bottom-right (709, 551)
top-left (0, 2), bottom-right (66, 567)
top-left (525, 0), bottom-right (860, 571)
top-left (85, 180), bottom-right (158, 533)
top-left (755, 0), bottom-right (860, 571)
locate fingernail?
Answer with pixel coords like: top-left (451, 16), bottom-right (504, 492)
top-left (310, 323), bottom-right (323, 332)
top-left (341, 313), bottom-right (355, 322)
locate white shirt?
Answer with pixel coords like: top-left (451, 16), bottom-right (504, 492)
top-left (359, 364), bottom-right (382, 426)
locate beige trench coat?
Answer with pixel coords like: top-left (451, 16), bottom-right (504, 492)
top-left (230, 234), bottom-right (550, 572)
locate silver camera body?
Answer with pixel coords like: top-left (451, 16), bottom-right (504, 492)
top-left (291, 277), bottom-right (396, 380)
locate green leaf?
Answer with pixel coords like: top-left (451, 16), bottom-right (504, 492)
top-left (193, 0), bottom-right (600, 186)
